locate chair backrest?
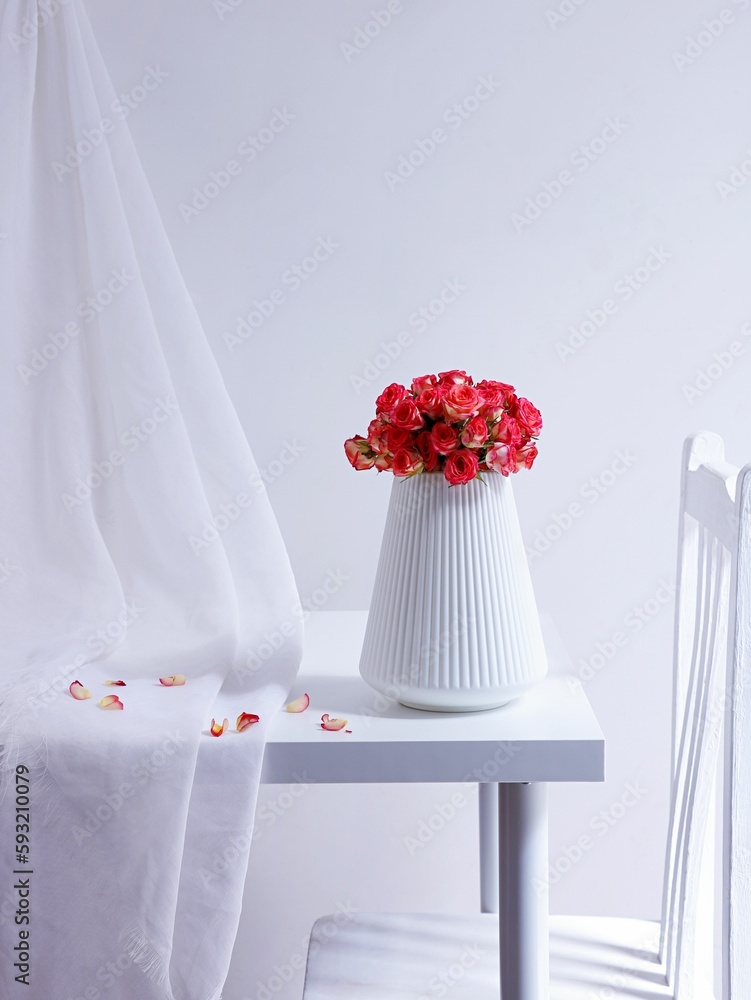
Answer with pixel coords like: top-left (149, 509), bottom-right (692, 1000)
top-left (658, 432), bottom-right (751, 1000)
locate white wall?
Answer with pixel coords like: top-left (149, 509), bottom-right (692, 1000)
top-left (85, 1), bottom-right (751, 997)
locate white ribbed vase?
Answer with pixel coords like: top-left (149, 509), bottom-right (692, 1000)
top-left (359, 471), bottom-right (547, 711)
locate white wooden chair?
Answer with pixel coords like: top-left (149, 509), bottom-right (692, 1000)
top-left (300, 432), bottom-right (751, 1000)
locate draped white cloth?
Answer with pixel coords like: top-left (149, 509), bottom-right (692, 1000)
top-left (0, 2), bottom-right (302, 997)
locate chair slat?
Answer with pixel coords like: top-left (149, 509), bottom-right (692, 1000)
top-left (661, 525), bottom-right (710, 970)
top-left (673, 542), bottom-right (728, 999)
top-left (722, 465), bottom-right (751, 1000)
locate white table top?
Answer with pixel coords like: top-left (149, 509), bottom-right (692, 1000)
top-left (262, 611), bottom-right (604, 784)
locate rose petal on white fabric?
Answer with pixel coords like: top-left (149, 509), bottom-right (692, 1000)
top-left (99, 695), bottom-right (123, 711)
top-left (236, 712), bottom-right (260, 733)
top-left (69, 681), bottom-right (92, 701)
top-left (210, 718), bottom-right (229, 737)
top-left (159, 674), bottom-right (186, 687)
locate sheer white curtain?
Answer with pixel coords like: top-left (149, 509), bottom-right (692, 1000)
top-left (0, 2), bottom-right (302, 997)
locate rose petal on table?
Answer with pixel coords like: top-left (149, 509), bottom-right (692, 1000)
top-left (100, 695), bottom-right (123, 710)
top-left (285, 692), bottom-right (310, 713)
top-left (69, 681), bottom-right (92, 700)
top-left (236, 712), bottom-right (260, 733)
top-left (210, 718), bottom-right (229, 737)
top-left (321, 713), bottom-right (348, 731)
top-left (159, 674), bottom-right (186, 687)
top-left (105, 679), bottom-right (126, 687)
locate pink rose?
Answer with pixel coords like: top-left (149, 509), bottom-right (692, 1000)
top-left (476, 379), bottom-right (515, 419)
top-left (384, 425), bottom-right (413, 454)
top-left (374, 452), bottom-right (392, 471)
top-left (411, 374), bottom-right (438, 394)
top-left (460, 415), bottom-right (489, 449)
top-left (375, 382), bottom-right (409, 416)
top-left (516, 441), bottom-right (538, 471)
top-left (344, 436), bottom-right (376, 471)
top-left (444, 449), bottom-right (479, 485)
top-left (438, 369), bottom-right (473, 386)
top-left (489, 414), bottom-right (522, 446)
top-left (392, 447), bottom-right (425, 478)
top-left (415, 387), bottom-right (445, 419)
top-left (486, 443), bottom-right (517, 477)
top-left (390, 398), bottom-right (424, 431)
top-left (513, 397), bottom-right (543, 437)
top-left (442, 384), bottom-right (482, 421)
top-left (416, 430), bottom-right (439, 472)
top-left (430, 422), bottom-right (460, 455)
top-left (367, 417), bottom-right (390, 453)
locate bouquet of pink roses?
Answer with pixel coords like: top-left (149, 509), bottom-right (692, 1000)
top-left (344, 370), bottom-right (542, 486)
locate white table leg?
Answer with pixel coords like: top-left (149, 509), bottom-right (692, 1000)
top-left (479, 782), bottom-right (499, 913)
top-left (498, 782), bottom-right (549, 1000)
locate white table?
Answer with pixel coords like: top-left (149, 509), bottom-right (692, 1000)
top-left (263, 611), bottom-right (605, 1000)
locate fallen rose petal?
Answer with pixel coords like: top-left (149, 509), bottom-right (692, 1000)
top-left (210, 718), bottom-right (229, 737)
top-left (100, 695), bottom-right (123, 710)
top-left (159, 674), bottom-right (186, 687)
top-left (345, 729), bottom-right (352, 734)
top-left (105, 680), bottom-right (126, 687)
top-left (236, 712), bottom-right (260, 733)
top-left (69, 681), bottom-right (92, 701)
top-left (321, 713), bottom-right (348, 731)
top-left (285, 692), bottom-right (310, 714)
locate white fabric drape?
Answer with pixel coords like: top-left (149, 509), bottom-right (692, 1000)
top-left (0, 2), bottom-right (302, 998)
